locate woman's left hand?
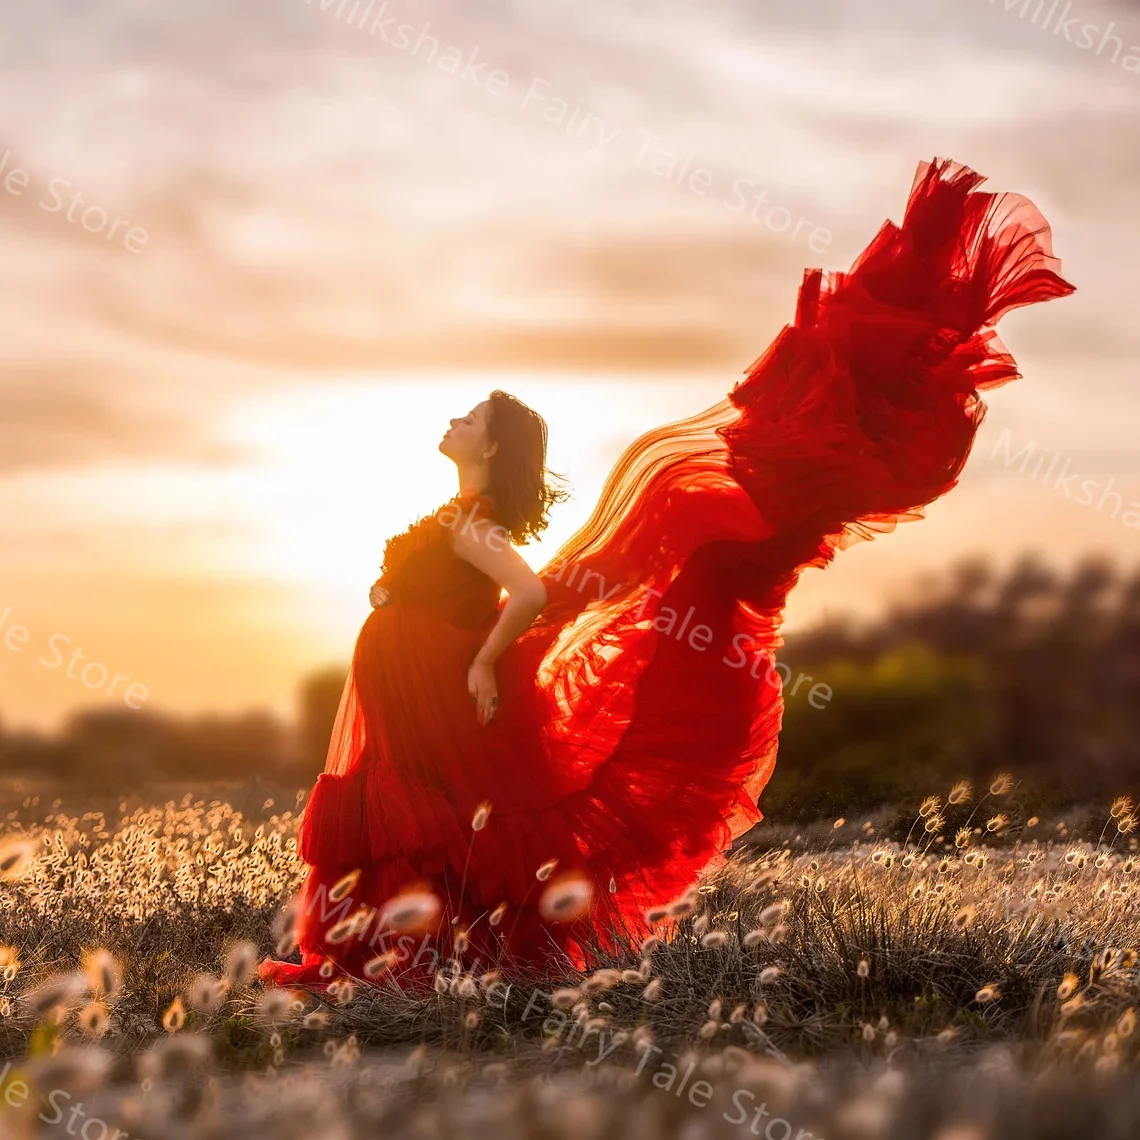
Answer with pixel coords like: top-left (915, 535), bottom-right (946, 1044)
top-left (467, 660), bottom-right (499, 726)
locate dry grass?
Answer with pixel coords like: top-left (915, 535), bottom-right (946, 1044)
top-left (3, 779), bottom-right (1140, 1138)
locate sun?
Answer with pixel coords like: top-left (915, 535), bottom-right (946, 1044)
top-left (217, 373), bottom-right (719, 590)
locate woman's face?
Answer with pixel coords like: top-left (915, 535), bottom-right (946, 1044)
top-left (439, 400), bottom-right (495, 463)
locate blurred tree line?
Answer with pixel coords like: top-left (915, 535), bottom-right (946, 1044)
top-left (771, 555), bottom-right (1140, 819)
top-left (0, 668), bottom-right (349, 789)
top-left (1, 556), bottom-right (1137, 818)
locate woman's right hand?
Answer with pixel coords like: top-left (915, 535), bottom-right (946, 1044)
top-left (369, 581), bottom-right (390, 608)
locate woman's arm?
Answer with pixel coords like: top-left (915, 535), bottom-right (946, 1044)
top-left (451, 517), bottom-right (547, 725)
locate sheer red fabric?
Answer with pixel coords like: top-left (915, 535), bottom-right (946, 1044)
top-left (259, 158), bottom-right (1074, 990)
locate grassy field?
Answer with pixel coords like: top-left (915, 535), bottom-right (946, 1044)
top-left (3, 776), bottom-right (1140, 1139)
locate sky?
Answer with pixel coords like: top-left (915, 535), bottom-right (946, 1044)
top-left (1, 0), bottom-right (1138, 732)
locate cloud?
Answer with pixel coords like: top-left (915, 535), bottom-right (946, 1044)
top-left (0, 365), bottom-right (247, 475)
top-left (0, 0), bottom-right (1136, 391)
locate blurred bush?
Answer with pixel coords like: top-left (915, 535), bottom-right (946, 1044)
top-left (2, 555), bottom-right (1138, 816)
top-left (770, 554), bottom-right (1140, 818)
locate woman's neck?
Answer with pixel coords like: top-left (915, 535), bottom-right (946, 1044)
top-left (455, 461), bottom-right (491, 499)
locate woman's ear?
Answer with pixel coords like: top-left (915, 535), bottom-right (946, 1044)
top-left (482, 440), bottom-right (499, 461)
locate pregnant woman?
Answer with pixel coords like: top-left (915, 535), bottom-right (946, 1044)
top-left (260, 158), bottom-right (1074, 990)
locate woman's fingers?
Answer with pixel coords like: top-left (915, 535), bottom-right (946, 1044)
top-left (466, 663), bottom-right (498, 725)
top-left (472, 690), bottom-right (497, 726)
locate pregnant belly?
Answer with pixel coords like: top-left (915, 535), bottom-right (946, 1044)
top-left (345, 601), bottom-right (564, 816)
top-left (354, 603), bottom-right (486, 695)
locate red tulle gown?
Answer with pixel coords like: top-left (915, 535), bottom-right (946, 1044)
top-left (259, 158), bottom-right (1074, 990)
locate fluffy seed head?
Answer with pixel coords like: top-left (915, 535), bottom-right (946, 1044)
top-left (222, 941), bottom-right (259, 987)
top-left (162, 996), bottom-right (186, 1032)
top-left (76, 1001), bottom-right (110, 1038)
top-left (0, 836), bottom-right (36, 881)
top-left (81, 950), bottom-right (122, 1002)
top-left (948, 781), bottom-right (972, 805)
top-left (330, 870), bottom-right (360, 901)
top-left (378, 890), bottom-right (442, 934)
top-left (538, 874), bottom-right (593, 922)
top-left (22, 972), bottom-right (88, 1019)
top-left (186, 973), bottom-right (225, 1014)
top-left (1058, 973), bottom-right (1080, 1000)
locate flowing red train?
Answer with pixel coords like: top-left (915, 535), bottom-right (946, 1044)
top-left (259, 158), bottom-right (1074, 989)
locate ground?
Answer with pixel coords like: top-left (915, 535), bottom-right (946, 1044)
top-left (2, 776), bottom-right (1140, 1139)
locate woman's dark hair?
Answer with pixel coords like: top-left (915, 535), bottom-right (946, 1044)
top-left (484, 390), bottom-right (569, 544)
